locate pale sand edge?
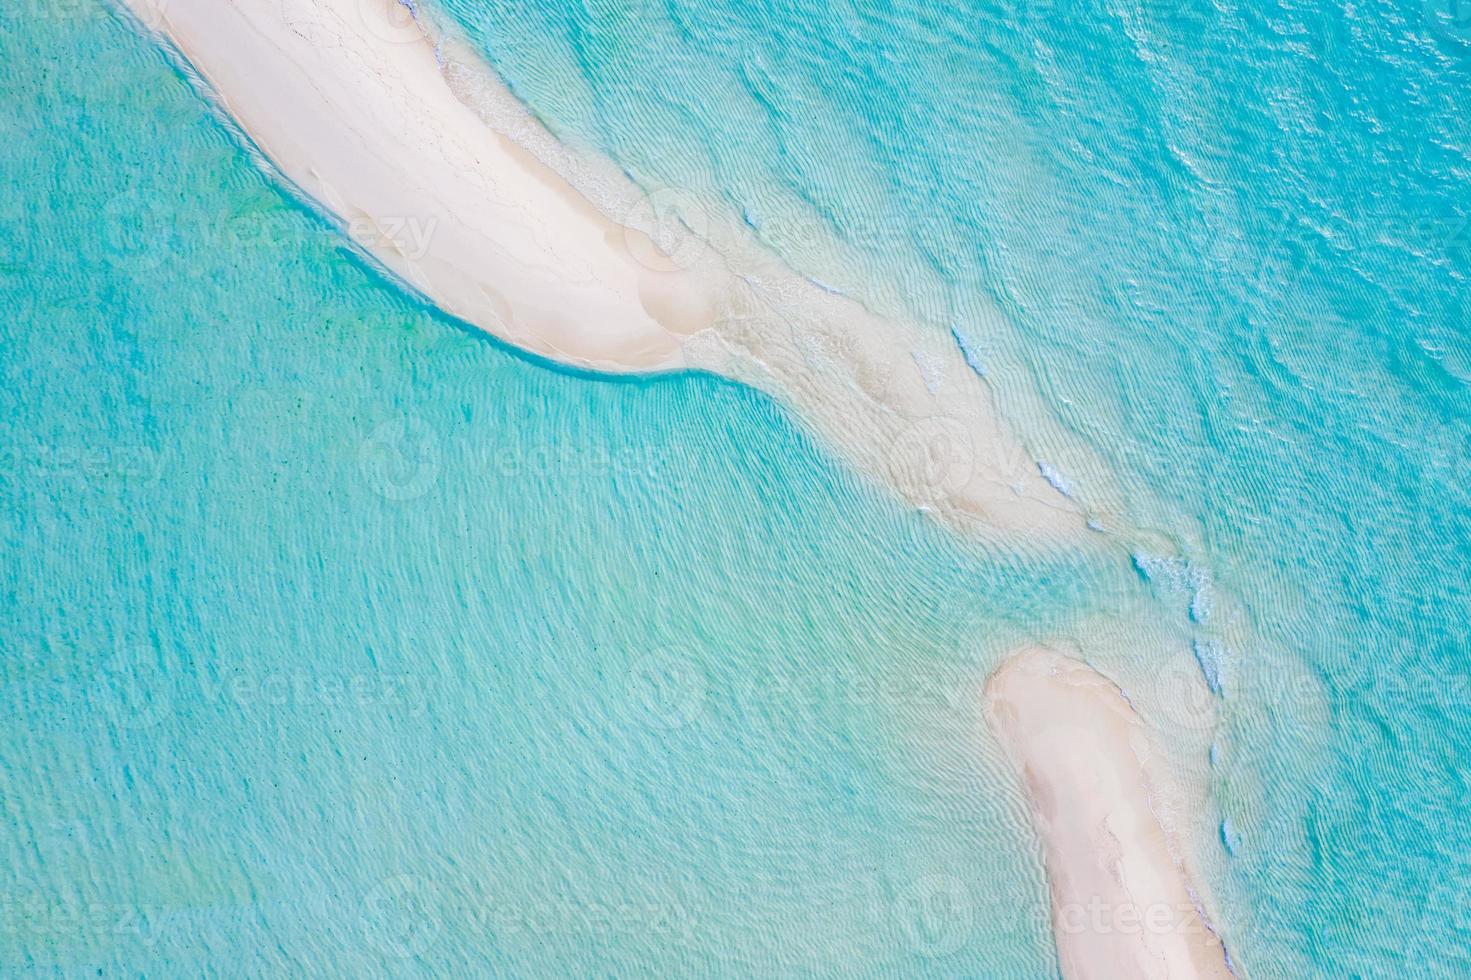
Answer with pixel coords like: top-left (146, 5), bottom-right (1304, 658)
top-left (984, 647), bottom-right (1235, 980)
top-left (126, 0), bottom-right (708, 374)
top-left (114, 0), bottom-right (1107, 538)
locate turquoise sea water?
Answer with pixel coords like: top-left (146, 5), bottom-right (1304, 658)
top-left (2, 3), bottom-right (1108, 975)
top-left (4, 0), bottom-right (1469, 977)
top-left (439, 0), bottom-right (1471, 974)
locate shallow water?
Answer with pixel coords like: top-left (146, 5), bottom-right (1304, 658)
top-left (0, 3), bottom-right (1128, 975)
top-left (5, 0), bottom-right (1470, 975)
top-left (435, 0), bottom-right (1471, 974)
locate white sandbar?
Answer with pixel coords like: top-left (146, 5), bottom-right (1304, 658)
top-left (985, 647), bottom-right (1233, 980)
top-left (118, 0), bottom-right (1095, 537)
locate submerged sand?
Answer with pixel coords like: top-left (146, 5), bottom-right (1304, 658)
top-left (110, 3), bottom-right (1234, 970)
top-left (117, 0), bottom-right (1094, 538)
top-left (985, 648), bottom-right (1233, 980)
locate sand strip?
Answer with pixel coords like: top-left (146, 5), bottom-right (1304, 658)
top-left (985, 648), bottom-right (1233, 979)
top-left (106, 6), bottom-right (1227, 969)
top-left (122, 0), bottom-right (712, 372)
top-left (116, 0), bottom-right (1093, 535)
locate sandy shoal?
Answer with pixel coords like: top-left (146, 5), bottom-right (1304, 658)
top-left (111, 8), bottom-right (1234, 973)
top-left (116, 0), bottom-right (1102, 538)
top-left (985, 647), bottom-right (1234, 980)
top-left (125, 0), bottom-right (712, 372)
